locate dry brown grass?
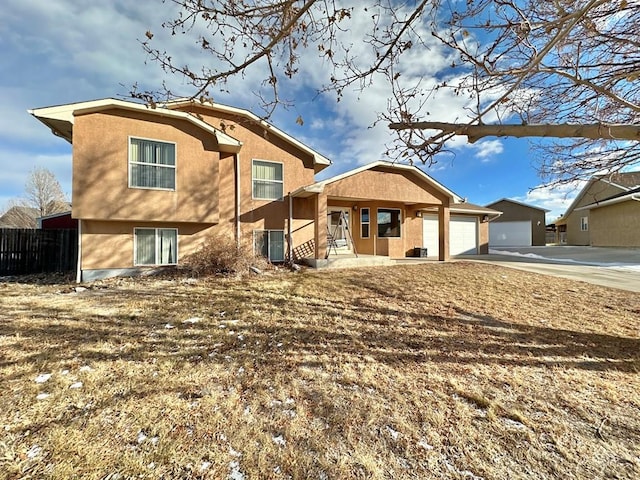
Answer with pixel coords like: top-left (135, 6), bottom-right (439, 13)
top-left (0, 262), bottom-right (639, 479)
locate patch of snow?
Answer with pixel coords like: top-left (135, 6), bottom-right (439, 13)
top-left (229, 446), bottom-right (242, 457)
top-left (69, 382), bottom-right (83, 389)
top-left (79, 365), bottom-right (93, 372)
top-left (501, 418), bottom-right (527, 430)
top-left (272, 434), bottom-right (286, 447)
top-left (137, 431), bottom-right (148, 444)
top-left (444, 459), bottom-right (484, 480)
top-left (237, 367), bottom-right (245, 375)
top-left (35, 373), bottom-right (52, 383)
top-left (418, 438), bottom-right (434, 450)
top-left (386, 426), bottom-right (400, 441)
top-left (277, 342), bottom-right (283, 348)
top-left (183, 317), bottom-right (202, 324)
top-left (36, 393), bottom-right (51, 400)
top-left (164, 323), bottom-right (175, 329)
top-left (61, 369), bottom-right (70, 375)
top-left (200, 461), bottom-right (212, 471)
top-left (489, 249), bottom-right (640, 269)
top-left (284, 398), bottom-right (295, 405)
top-left (26, 445), bottom-right (42, 459)
top-left (228, 460), bottom-right (244, 480)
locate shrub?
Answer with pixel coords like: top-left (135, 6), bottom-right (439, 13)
top-left (181, 232), bottom-right (271, 276)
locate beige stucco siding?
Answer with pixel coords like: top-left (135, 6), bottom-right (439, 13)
top-left (589, 201), bottom-right (640, 247)
top-left (80, 220), bottom-right (214, 270)
top-left (565, 182), bottom-right (624, 245)
top-left (183, 107), bottom-right (317, 240)
top-left (323, 167), bottom-right (447, 204)
top-left (73, 110), bottom-right (220, 223)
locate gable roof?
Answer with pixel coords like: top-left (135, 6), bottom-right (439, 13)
top-left (576, 185), bottom-right (640, 211)
top-left (292, 161), bottom-right (463, 201)
top-left (557, 172), bottom-right (640, 221)
top-left (485, 198), bottom-right (550, 213)
top-left (164, 99), bottom-right (332, 169)
top-left (29, 98), bottom-right (243, 153)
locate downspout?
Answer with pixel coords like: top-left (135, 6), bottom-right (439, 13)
top-left (75, 219), bottom-right (82, 283)
top-left (235, 153), bottom-right (241, 248)
top-left (288, 193), bottom-right (293, 262)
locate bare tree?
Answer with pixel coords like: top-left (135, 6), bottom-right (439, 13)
top-left (137, 0), bottom-right (639, 185)
top-left (23, 167), bottom-right (68, 217)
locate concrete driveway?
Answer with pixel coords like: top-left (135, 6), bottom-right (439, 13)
top-left (460, 246), bottom-right (640, 293)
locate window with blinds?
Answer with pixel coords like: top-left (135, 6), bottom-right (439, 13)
top-left (134, 228), bottom-right (178, 265)
top-left (129, 137), bottom-right (176, 190)
top-left (252, 159), bottom-right (283, 200)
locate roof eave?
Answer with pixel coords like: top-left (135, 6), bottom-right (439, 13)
top-left (163, 99), bottom-right (332, 168)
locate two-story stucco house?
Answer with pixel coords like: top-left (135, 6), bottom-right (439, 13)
top-left (29, 98), bottom-right (500, 281)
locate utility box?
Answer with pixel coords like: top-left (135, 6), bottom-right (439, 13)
top-left (413, 247), bottom-right (428, 258)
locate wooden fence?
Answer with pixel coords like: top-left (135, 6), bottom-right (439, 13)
top-left (0, 228), bottom-right (78, 275)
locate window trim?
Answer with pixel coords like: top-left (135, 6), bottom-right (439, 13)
top-left (252, 159), bottom-right (284, 201)
top-left (128, 136), bottom-right (177, 191)
top-left (377, 207), bottom-right (402, 238)
top-left (133, 227), bottom-right (178, 266)
top-left (360, 207), bottom-right (370, 239)
top-left (253, 229), bottom-right (286, 262)
top-left (580, 216), bottom-right (589, 232)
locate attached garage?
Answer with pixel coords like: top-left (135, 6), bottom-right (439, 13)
top-left (423, 214), bottom-right (479, 256)
top-left (489, 221), bottom-right (532, 247)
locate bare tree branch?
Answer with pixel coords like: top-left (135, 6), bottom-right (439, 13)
top-left (388, 122), bottom-right (640, 143)
top-left (137, 0), bottom-right (640, 185)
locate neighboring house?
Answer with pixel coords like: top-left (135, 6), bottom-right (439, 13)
top-left (38, 211), bottom-right (78, 229)
top-left (30, 98), bottom-right (500, 281)
top-left (484, 198), bottom-right (549, 247)
top-left (555, 172), bottom-right (640, 246)
top-left (0, 206), bottom-right (39, 228)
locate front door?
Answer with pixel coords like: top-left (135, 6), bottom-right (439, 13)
top-left (327, 207), bottom-right (352, 253)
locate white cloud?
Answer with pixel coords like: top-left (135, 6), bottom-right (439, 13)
top-left (467, 139), bottom-right (504, 161)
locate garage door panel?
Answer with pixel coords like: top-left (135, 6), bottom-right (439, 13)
top-left (423, 214), bottom-right (478, 256)
top-left (450, 216), bottom-right (478, 255)
top-left (489, 221), bottom-right (531, 247)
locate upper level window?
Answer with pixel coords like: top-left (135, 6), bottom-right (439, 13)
top-left (252, 159), bottom-right (283, 200)
top-left (378, 208), bottom-right (401, 238)
top-left (129, 137), bottom-right (176, 190)
top-left (580, 216), bottom-right (588, 231)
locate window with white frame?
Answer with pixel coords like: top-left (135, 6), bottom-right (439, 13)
top-left (134, 228), bottom-right (178, 266)
top-left (377, 208), bottom-right (401, 238)
top-left (254, 230), bottom-right (285, 262)
top-left (361, 207), bottom-right (370, 238)
top-left (580, 216), bottom-right (588, 231)
top-left (129, 137), bottom-right (176, 190)
top-left (252, 160), bottom-right (283, 200)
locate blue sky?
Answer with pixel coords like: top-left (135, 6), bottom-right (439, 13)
top-left (1, 0), bottom-right (581, 221)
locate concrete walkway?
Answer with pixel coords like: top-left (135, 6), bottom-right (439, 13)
top-left (459, 246), bottom-right (640, 293)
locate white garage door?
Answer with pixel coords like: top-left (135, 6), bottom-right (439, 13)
top-left (489, 221), bottom-right (531, 247)
top-left (422, 214), bottom-right (479, 257)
